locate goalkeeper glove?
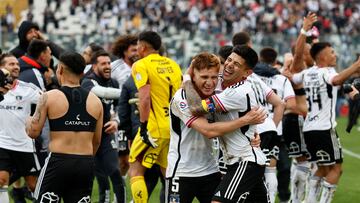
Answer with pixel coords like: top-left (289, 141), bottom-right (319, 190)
top-left (140, 121), bottom-right (158, 148)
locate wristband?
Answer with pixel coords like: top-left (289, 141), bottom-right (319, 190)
top-left (300, 28), bottom-right (310, 36)
top-left (294, 88), bottom-right (306, 96)
top-left (183, 74), bottom-right (191, 82)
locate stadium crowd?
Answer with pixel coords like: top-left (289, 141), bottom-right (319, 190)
top-left (0, 1), bottom-right (360, 203)
top-left (40, 0), bottom-right (360, 36)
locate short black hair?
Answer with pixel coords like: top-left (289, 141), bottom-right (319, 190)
top-left (27, 39), bottom-right (49, 59)
top-left (88, 42), bottom-right (104, 53)
top-left (218, 45), bottom-right (233, 63)
top-left (232, 45), bottom-right (258, 69)
top-left (260, 47), bottom-right (278, 64)
top-left (59, 51), bottom-right (85, 75)
top-left (232, 32), bottom-right (251, 46)
top-left (310, 42), bottom-right (332, 60)
top-left (91, 50), bottom-right (111, 64)
top-left (138, 31), bottom-right (162, 51)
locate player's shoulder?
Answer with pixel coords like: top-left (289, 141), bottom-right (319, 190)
top-left (172, 88), bottom-right (186, 101)
top-left (17, 80), bottom-right (41, 92)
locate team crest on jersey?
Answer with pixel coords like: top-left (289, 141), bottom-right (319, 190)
top-left (136, 73), bottom-right (142, 81)
top-left (15, 95), bottom-right (22, 101)
top-left (179, 101), bottom-right (188, 110)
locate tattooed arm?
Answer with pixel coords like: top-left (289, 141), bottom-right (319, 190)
top-left (26, 93), bottom-right (48, 139)
top-left (183, 80), bottom-right (208, 117)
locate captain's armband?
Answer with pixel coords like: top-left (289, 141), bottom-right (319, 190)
top-left (201, 97), bottom-right (216, 113)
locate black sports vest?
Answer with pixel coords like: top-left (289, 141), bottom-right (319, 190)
top-left (49, 86), bottom-right (97, 132)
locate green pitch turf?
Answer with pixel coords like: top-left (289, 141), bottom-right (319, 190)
top-left (11, 117), bottom-right (360, 203)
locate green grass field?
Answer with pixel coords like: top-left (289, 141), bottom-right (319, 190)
top-left (11, 117), bottom-right (360, 203)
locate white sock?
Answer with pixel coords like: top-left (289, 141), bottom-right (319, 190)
top-left (0, 186), bottom-right (9, 203)
top-left (265, 167), bottom-right (277, 203)
top-left (306, 176), bottom-right (322, 203)
top-left (291, 161), bottom-right (310, 203)
top-left (319, 181), bottom-right (336, 203)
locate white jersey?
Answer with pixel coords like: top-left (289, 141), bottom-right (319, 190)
top-left (247, 74), bottom-right (277, 134)
top-left (166, 89), bottom-right (219, 178)
top-left (257, 74), bottom-right (295, 135)
top-left (0, 80), bottom-right (42, 152)
top-left (292, 66), bottom-right (338, 131)
top-left (212, 79), bottom-right (267, 165)
top-left (111, 59), bottom-right (131, 92)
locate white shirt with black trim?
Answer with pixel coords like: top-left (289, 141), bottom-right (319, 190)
top-left (292, 66), bottom-right (338, 131)
top-left (0, 80), bottom-right (42, 152)
top-left (111, 59), bottom-right (131, 92)
top-left (166, 89), bottom-right (219, 178)
top-left (257, 74), bottom-right (295, 135)
top-left (247, 74), bottom-right (277, 134)
top-left (212, 79), bottom-right (267, 166)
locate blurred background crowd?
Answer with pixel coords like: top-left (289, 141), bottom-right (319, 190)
top-left (1, 0), bottom-right (360, 68)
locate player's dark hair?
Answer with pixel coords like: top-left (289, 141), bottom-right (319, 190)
top-left (112, 34), bottom-right (138, 58)
top-left (310, 42), bottom-right (331, 60)
top-left (260, 47), bottom-right (278, 65)
top-left (59, 51), bottom-right (86, 75)
top-left (0, 53), bottom-right (15, 66)
top-left (27, 39), bottom-right (49, 59)
top-left (232, 32), bottom-right (251, 46)
top-left (88, 42), bottom-right (104, 53)
top-left (191, 52), bottom-right (220, 72)
top-left (91, 50), bottom-right (111, 64)
top-left (138, 31), bottom-right (162, 51)
top-left (218, 45), bottom-right (233, 64)
top-left (232, 45), bottom-right (258, 69)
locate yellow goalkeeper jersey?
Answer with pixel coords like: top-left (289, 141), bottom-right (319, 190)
top-left (132, 53), bottom-right (182, 139)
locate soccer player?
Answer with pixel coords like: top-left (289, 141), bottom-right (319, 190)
top-left (184, 45), bottom-right (269, 202)
top-left (167, 52), bottom-right (266, 203)
top-left (128, 31), bottom-right (182, 203)
top-left (254, 47), bottom-right (295, 203)
top-left (284, 13), bottom-right (317, 203)
top-left (81, 50), bottom-right (125, 203)
top-left (0, 53), bottom-right (42, 203)
top-left (26, 52), bottom-right (103, 202)
top-left (290, 42), bottom-right (360, 203)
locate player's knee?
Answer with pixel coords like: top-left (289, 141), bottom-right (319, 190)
top-left (129, 162), bottom-right (146, 177)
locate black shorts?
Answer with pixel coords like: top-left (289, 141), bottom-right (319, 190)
top-left (304, 129), bottom-right (343, 166)
top-left (0, 148), bottom-right (41, 179)
top-left (212, 161), bottom-right (269, 203)
top-left (95, 134), bottom-right (120, 176)
top-left (166, 172), bottom-right (221, 203)
top-left (282, 113), bottom-right (309, 158)
top-left (34, 153), bottom-right (94, 203)
top-left (260, 131), bottom-right (281, 163)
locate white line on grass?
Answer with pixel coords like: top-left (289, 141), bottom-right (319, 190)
top-left (343, 148), bottom-right (360, 160)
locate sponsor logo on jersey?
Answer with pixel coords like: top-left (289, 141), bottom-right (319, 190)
top-left (64, 114), bottom-right (90, 126)
top-left (0, 105), bottom-right (23, 110)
